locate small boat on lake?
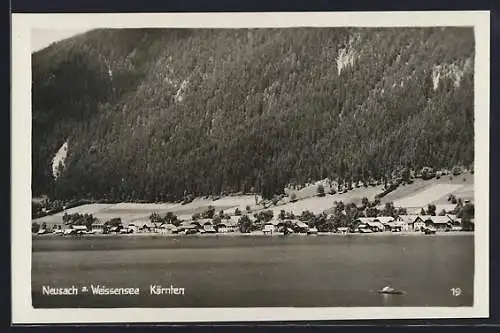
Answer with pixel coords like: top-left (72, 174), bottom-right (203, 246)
top-left (378, 286), bottom-right (406, 295)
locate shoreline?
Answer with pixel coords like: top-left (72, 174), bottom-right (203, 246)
top-left (33, 231), bottom-right (474, 239)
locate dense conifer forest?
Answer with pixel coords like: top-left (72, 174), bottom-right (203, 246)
top-left (32, 27), bottom-right (474, 202)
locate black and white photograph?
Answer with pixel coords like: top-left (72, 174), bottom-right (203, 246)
top-left (11, 11), bottom-right (489, 323)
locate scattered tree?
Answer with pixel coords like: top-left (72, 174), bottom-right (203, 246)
top-left (401, 167), bottom-right (411, 183)
top-left (202, 205), bottom-right (216, 219)
top-left (361, 197), bottom-right (369, 208)
top-left (421, 167), bottom-right (436, 180)
top-left (427, 204), bottom-right (437, 216)
top-left (395, 207), bottom-right (407, 216)
top-left (163, 212), bottom-right (178, 224)
top-left (106, 217), bottom-right (122, 228)
top-left (149, 212), bottom-right (162, 224)
top-left (299, 210), bottom-right (315, 222)
top-left (238, 215), bottom-right (253, 233)
top-left (316, 184), bottom-right (325, 197)
top-left (458, 202), bottom-right (474, 220)
top-left (213, 215), bottom-right (222, 226)
top-left (366, 207), bottom-right (379, 217)
top-left (383, 202), bottom-right (395, 217)
top-left (255, 210), bottom-right (274, 223)
top-left (452, 166), bottom-right (462, 176)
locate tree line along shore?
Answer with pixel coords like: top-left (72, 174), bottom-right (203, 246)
top-left (32, 192), bottom-right (474, 237)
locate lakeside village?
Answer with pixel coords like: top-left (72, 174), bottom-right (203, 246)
top-left (32, 165), bottom-right (474, 237)
top-left (32, 193), bottom-right (475, 237)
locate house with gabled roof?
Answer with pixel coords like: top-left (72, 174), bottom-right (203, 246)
top-left (177, 221), bottom-right (200, 233)
top-left (293, 221), bottom-right (309, 233)
top-left (374, 216), bottom-right (395, 225)
top-left (365, 220), bottom-right (385, 232)
top-left (263, 223), bottom-right (275, 235)
top-left (198, 218), bottom-right (213, 226)
top-left (353, 218), bottom-right (385, 232)
top-left (399, 215), bottom-right (426, 231)
top-left (161, 223), bottom-right (179, 234)
top-left (373, 216), bottom-right (395, 231)
top-left (423, 215), bottom-right (453, 231)
top-left (203, 224), bottom-right (216, 233)
top-left (354, 217), bottom-right (374, 226)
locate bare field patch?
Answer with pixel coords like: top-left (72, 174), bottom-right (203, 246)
top-left (394, 184), bottom-right (464, 208)
top-left (266, 196), bottom-right (335, 215)
top-left (213, 195), bottom-right (259, 210)
top-left (33, 204), bottom-right (115, 225)
top-left (172, 205), bottom-right (240, 216)
top-left (63, 203), bottom-right (114, 215)
top-left (264, 185), bottom-right (382, 215)
top-left (110, 202), bottom-right (180, 211)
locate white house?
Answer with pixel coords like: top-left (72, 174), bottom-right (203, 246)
top-left (203, 224), bottom-right (216, 233)
top-left (161, 223), bottom-right (178, 234)
top-left (337, 227), bottom-right (349, 234)
top-left (399, 215), bottom-right (426, 231)
top-left (91, 222), bottom-right (105, 233)
top-left (126, 223), bottom-right (139, 233)
top-left (63, 228), bottom-right (75, 235)
top-left (263, 223), bottom-right (275, 235)
top-left (71, 225), bottom-right (88, 234)
top-left (307, 227), bottom-right (318, 234)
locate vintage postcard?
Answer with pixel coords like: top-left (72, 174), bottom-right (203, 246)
top-left (11, 11), bottom-right (490, 323)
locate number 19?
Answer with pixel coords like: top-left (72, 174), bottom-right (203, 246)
top-left (450, 287), bottom-right (462, 296)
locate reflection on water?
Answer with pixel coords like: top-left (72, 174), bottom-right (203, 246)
top-left (381, 293), bottom-right (391, 306)
top-left (32, 234), bottom-right (474, 308)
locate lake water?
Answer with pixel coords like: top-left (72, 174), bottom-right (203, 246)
top-left (32, 234), bottom-right (474, 308)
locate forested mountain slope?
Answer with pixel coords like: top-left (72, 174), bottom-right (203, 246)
top-left (32, 27), bottom-right (474, 201)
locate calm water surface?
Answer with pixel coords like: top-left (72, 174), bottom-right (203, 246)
top-left (32, 234), bottom-right (474, 307)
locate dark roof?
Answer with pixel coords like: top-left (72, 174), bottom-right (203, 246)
top-left (295, 221), bottom-right (308, 228)
top-left (373, 216), bottom-right (394, 224)
top-left (425, 216), bottom-right (452, 224)
top-left (180, 224), bottom-right (198, 229)
top-left (399, 215), bottom-right (421, 223)
top-left (220, 219), bottom-right (238, 227)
